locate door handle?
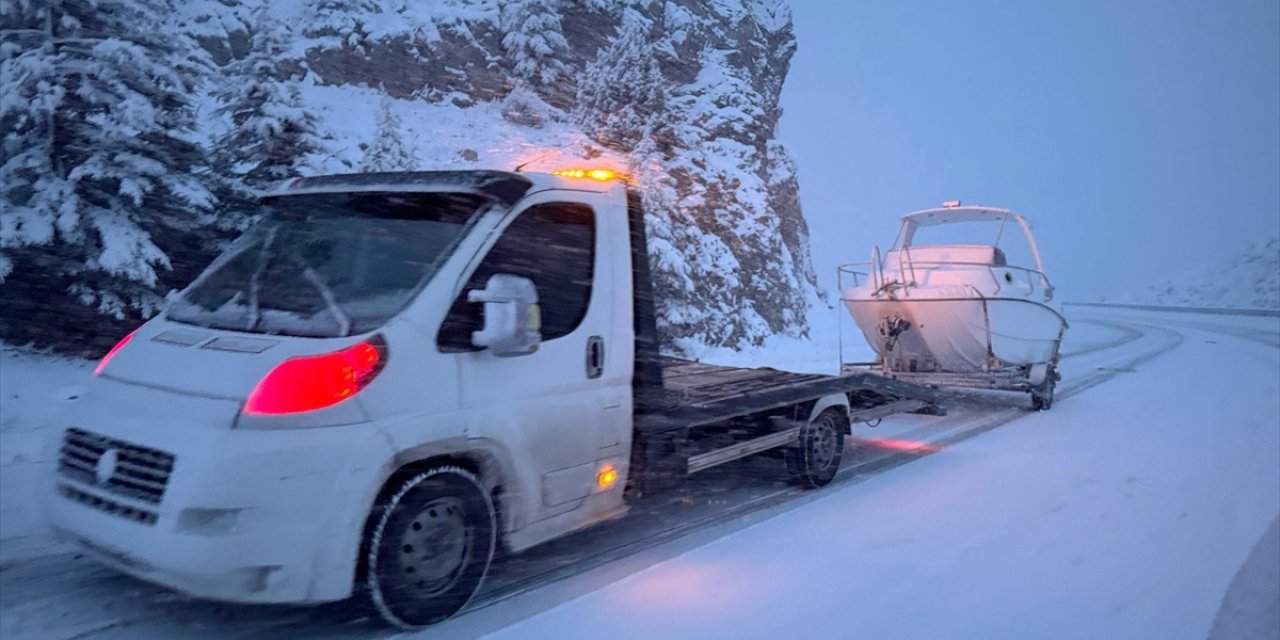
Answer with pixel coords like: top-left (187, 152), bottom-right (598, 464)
top-left (586, 336), bottom-right (604, 379)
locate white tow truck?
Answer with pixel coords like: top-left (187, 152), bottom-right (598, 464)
top-left (46, 169), bottom-right (943, 628)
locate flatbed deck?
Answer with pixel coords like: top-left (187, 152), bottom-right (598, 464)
top-left (626, 358), bottom-right (946, 495)
top-left (843, 365), bottom-right (1033, 392)
top-left (638, 358), bottom-right (944, 432)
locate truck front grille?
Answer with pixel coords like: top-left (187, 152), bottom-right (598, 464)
top-left (58, 428), bottom-right (175, 507)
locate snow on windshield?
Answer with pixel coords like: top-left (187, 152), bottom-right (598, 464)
top-left (167, 191), bottom-right (489, 337)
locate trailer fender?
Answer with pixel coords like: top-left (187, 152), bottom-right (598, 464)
top-left (807, 393), bottom-right (852, 434)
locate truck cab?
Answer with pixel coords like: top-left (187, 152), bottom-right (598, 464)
top-left (46, 170), bottom-right (939, 628)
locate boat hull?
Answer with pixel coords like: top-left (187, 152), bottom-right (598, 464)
top-left (844, 294), bottom-right (1066, 372)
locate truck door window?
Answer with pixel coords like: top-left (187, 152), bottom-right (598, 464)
top-left (438, 202), bottom-right (596, 351)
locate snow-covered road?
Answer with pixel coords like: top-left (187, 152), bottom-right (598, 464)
top-left (1, 308), bottom-right (1276, 639)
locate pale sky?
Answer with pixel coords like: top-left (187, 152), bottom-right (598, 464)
top-left (781, 0), bottom-right (1280, 300)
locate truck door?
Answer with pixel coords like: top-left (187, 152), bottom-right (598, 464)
top-left (438, 191), bottom-right (626, 523)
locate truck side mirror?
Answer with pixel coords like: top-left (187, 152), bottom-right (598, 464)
top-left (467, 274), bottom-right (541, 356)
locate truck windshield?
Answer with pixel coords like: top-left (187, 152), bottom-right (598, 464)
top-left (167, 191), bottom-right (490, 337)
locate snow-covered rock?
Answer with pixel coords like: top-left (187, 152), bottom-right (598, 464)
top-left (1114, 237), bottom-right (1280, 310)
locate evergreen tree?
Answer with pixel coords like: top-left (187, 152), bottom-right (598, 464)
top-left (0, 0), bottom-right (216, 346)
top-left (574, 6), bottom-right (669, 154)
top-left (170, 0), bottom-right (254, 67)
top-left (214, 7), bottom-right (322, 190)
top-left (302, 0), bottom-right (381, 52)
top-left (499, 0), bottom-right (569, 85)
top-left (362, 96), bottom-right (417, 172)
top-left (1, 1), bottom-right (62, 283)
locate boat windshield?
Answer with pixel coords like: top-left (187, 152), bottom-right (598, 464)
top-left (901, 218), bottom-right (1038, 271)
top-left (906, 219), bottom-right (1007, 247)
top-left (167, 191), bottom-right (491, 338)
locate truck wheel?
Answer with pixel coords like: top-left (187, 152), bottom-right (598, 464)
top-left (785, 409), bottom-right (846, 488)
top-left (365, 466), bottom-right (496, 629)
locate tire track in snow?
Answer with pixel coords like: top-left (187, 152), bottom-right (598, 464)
top-left (1144, 317), bottom-right (1278, 351)
top-left (1056, 321), bottom-right (1184, 402)
top-left (1059, 319), bottom-right (1145, 359)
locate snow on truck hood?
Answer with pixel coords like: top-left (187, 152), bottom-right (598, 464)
top-left (97, 320), bottom-right (357, 401)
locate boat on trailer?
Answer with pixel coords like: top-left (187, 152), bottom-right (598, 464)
top-left (839, 202), bottom-right (1068, 409)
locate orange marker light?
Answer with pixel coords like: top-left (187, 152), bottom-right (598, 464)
top-left (552, 168), bottom-right (619, 181)
top-left (596, 463), bottom-right (618, 490)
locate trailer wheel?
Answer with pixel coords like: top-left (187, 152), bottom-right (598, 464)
top-left (785, 409), bottom-right (846, 488)
top-left (365, 466), bottom-right (496, 629)
top-left (1031, 373), bottom-right (1056, 411)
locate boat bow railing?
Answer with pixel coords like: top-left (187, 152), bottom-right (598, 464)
top-left (838, 244), bottom-right (888, 293)
top-left (841, 254), bottom-right (1054, 299)
top-left (883, 258), bottom-right (1054, 300)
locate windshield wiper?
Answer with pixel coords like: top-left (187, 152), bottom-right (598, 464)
top-left (289, 253), bottom-right (353, 337)
top-left (247, 226), bottom-right (279, 332)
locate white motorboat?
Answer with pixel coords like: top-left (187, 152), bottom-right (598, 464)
top-left (840, 202), bottom-right (1068, 408)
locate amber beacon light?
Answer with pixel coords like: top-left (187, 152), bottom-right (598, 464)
top-left (552, 168), bottom-right (620, 181)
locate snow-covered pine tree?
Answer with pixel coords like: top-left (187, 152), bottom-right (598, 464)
top-left (170, 0), bottom-right (254, 67)
top-left (214, 7), bottom-right (323, 191)
top-left (572, 5), bottom-right (722, 348)
top-left (362, 96), bottom-right (418, 172)
top-left (573, 6), bottom-right (668, 153)
top-left (499, 0), bottom-right (569, 85)
top-left (1, 0), bottom-right (62, 284)
top-left (302, 0), bottom-right (381, 52)
top-left (0, 0), bottom-right (216, 349)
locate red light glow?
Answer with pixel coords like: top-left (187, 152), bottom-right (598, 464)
top-left (94, 329), bottom-right (139, 376)
top-left (855, 437), bottom-right (940, 454)
top-left (244, 339), bottom-right (385, 415)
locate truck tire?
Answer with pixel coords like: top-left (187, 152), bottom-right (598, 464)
top-left (365, 466), bottom-right (496, 629)
top-left (785, 409), bottom-right (846, 488)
